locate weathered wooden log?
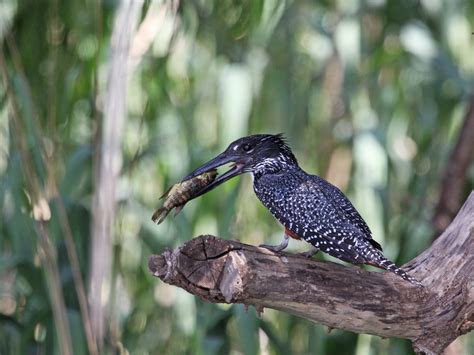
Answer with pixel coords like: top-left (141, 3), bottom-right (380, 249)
top-left (149, 192), bottom-right (474, 354)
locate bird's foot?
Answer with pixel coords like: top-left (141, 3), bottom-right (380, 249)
top-left (259, 234), bottom-right (289, 253)
top-left (259, 243), bottom-right (286, 253)
top-left (260, 234), bottom-right (289, 252)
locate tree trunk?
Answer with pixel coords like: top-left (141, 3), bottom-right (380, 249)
top-left (148, 192), bottom-right (474, 354)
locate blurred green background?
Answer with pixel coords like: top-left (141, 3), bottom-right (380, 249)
top-left (1, 0), bottom-right (473, 354)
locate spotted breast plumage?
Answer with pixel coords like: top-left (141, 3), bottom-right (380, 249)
top-left (183, 133), bottom-right (421, 286)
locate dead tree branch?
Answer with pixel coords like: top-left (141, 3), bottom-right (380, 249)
top-left (149, 192), bottom-right (474, 355)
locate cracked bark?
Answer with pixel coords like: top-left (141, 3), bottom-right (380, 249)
top-left (148, 192), bottom-right (474, 355)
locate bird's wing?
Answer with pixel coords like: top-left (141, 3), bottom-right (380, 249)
top-left (313, 176), bottom-right (382, 251)
top-left (263, 176), bottom-right (369, 264)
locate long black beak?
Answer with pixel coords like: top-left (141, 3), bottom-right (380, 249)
top-left (182, 152), bottom-right (248, 197)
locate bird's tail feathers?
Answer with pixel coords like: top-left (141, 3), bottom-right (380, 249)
top-left (368, 254), bottom-right (422, 287)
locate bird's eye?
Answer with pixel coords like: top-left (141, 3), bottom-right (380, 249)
top-left (242, 143), bottom-right (253, 152)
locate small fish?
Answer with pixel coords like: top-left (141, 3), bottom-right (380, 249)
top-left (152, 170), bottom-right (218, 224)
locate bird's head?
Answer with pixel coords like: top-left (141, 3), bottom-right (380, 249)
top-left (183, 134), bottom-right (298, 191)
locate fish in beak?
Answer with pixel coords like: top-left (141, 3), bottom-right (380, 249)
top-left (181, 152), bottom-right (250, 198)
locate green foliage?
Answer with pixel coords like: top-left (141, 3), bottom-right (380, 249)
top-left (1, 0), bottom-right (473, 354)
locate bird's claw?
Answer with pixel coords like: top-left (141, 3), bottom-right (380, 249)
top-left (259, 234), bottom-right (289, 253)
top-left (259, 243), bottom-right (286, 253)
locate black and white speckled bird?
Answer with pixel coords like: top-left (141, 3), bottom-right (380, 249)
top-left (184, 133), bottom-right (421, 286)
